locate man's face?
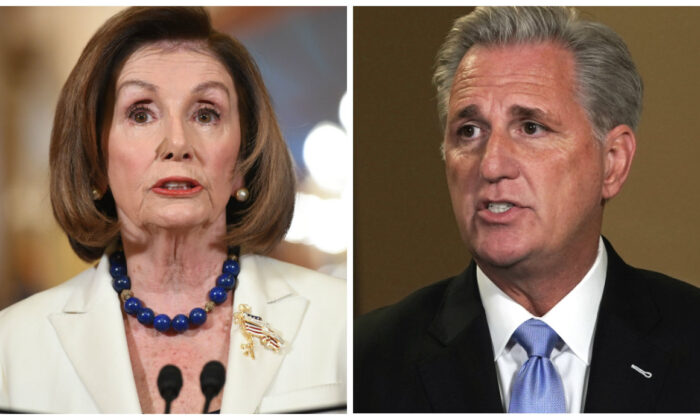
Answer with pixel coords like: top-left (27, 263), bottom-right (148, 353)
top-left (443, 42), bottom-right (607, 273)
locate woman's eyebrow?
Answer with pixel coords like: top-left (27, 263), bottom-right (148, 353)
top-left (116, 79), bottom-right (157, 95)
top-left (192, 81), bottom-right (230, 99)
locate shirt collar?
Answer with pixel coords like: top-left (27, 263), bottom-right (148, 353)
top-left (477, 237), bottom-right (607, 364)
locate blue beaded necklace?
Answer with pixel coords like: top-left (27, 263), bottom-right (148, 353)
top-left (109, 247), bottom-right (240, 334)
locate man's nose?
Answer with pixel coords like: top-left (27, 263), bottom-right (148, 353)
top-left (479, 129), bottom-right (520, 182)
top-left (156, 117), bottom-right (194, 161)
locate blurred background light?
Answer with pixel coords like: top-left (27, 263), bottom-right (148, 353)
top-left (339, 91), bottom-right (350, 132)
top-left (303, 119), bottom-right (349, 194)
top-left (286, 192), bottom-right (349, 255)
top-left (285, 89), bottom-right (350, 256)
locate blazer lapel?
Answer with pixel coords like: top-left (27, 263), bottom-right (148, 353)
top-left (48, 256), bottom-right (142, 413)
top-left (220, 255), bottom-right (308, 413)
top-left (584, 240), bottom-right (669, 412)
top-left (417, 264), bottom-right (503, 412)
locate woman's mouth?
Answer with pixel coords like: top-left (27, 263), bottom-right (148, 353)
top-left (152, 178), bottom-right (203, 196)
top-left (161, 181), bottom-right (196, 190)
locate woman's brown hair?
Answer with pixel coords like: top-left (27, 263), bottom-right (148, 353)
top-left (49, 7), bottom-right (295, 261)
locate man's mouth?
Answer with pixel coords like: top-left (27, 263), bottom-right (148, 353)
top-left (487, 202), bottom-right (514, 214)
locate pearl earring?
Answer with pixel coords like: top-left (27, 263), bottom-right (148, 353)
top-left (235, 187), bottom-right (250, 202)
top-left (91, 187), bottom-right (103, 200)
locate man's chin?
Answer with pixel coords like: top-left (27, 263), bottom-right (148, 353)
top-left (471, 241), bottom-right (530, 270)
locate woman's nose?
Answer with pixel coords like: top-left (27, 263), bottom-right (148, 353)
top-left (157, 118), bottom-right (194, 161)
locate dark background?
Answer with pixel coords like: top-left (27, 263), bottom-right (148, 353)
top-left (354, 7), bottom-right (700, 316)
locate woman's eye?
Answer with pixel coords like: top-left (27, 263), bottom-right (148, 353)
top-left (127, 106), bottom-right (153, 124)
top-left (196, 108), bottom-right (220, 124)
top-left (133, 111), bottom-right (149, 123)
top-left (457, 124), bottom-right (482, 139)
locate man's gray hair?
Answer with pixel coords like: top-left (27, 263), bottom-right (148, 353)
top-left (433, 7), bottom-right (643, 141)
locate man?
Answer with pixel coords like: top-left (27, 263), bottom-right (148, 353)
top-left (354, 7), bottom-right (700, 413)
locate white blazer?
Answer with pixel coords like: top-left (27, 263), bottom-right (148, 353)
top-left (0, 254), bottom-right (346, 413)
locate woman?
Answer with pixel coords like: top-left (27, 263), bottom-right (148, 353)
top-left (0, 7), bottom-right (345, 414)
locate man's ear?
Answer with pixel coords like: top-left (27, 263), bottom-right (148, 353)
top-left (601, 124), bottom-right (637, 200)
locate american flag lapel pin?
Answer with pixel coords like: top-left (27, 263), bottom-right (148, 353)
top-left (234, 304), bottom-right (285, 360)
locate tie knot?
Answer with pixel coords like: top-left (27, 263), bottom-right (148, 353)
top-left (512, 319), bottom-right (560, 358)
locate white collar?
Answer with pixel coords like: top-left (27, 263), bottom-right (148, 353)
top-left (476, 237), bottom-right (607, 364)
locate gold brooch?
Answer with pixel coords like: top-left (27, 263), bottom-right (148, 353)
top-left (233, 304), bottom-right (285, 359)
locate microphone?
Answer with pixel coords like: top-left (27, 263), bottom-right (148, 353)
top-left (200, 360), bottom-right (226, 413)
top-left (157, 364), bottom-right (183, 414)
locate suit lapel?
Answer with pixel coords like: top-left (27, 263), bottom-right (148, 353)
top-left (48, 256), bottom-right (142, 413)
top-left (417, 264), bottom-right (503, 412)
top-left (48, 254), bottom-right (307, 414)
top-left (584, 240), bottom-right (669, 412)
top-left (410, 240), bottom-right (672, 413)
top-left (220, 255), bottom-right (308, 413)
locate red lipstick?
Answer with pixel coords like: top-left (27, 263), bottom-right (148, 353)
top-left (152, 177), bottom-right (203, 197)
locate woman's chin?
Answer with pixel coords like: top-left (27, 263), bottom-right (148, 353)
top-left (145, 210), bottom-right (219, 232)
top-left (152, 219), bottom-right (206, 231)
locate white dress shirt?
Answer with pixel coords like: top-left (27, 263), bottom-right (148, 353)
top-left (476, 237), bottom-right (607, 413)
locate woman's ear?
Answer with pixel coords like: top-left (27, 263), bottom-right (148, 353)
top-left (601, 124), bottom-right (637, 200)
top-left (231, 171), bottom-right (245, 196)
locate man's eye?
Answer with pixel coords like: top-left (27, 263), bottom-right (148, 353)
top-left (196, 108), bottom-right (220, 124)
top-left (457, 124), bottom-right (482, 139)
top-left (523, 121), bottom-right (545, 135)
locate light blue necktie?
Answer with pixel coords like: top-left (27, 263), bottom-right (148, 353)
top-left (508, 319), bottom-right (566, 413)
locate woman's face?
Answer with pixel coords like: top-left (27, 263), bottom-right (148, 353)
top-left (105, 43), bottom-right (243, 233)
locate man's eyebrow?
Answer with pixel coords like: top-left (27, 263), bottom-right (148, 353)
top-left (116, 79), bottom-right (157, 95)
top-left (509, 105), bottom-right (549, 121)
top-left (192, 81), bottom-right (230, 99)
top-left (456, 104), bottom-right (481, 120)
top-left (452, 104), bottom-right (491, 130)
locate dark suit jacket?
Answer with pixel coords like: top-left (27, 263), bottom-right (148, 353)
top-left (354, 239), bottom-right (700, 412)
